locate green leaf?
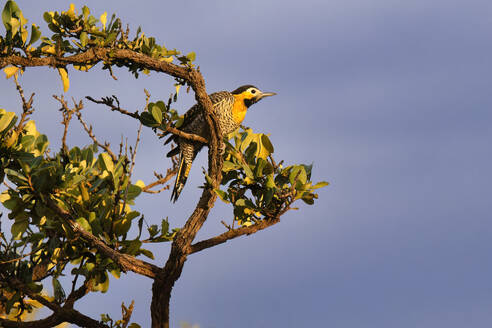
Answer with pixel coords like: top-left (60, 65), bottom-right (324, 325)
top-left (80, 31), bottom-right (88, 47)
top-left (186, 51), bottom-right (196, 62)
top-left (82, 6), bottom-right (90, 21)
top-left (254, 158), bottom-right (267, 178)
top-left (109, 268), bottom-right (121, 279)
top-left (100, 152), bottom-right (114, 173)
top-left (155, 100), bottom-right (166, 111)
top-left (289, 166), bottom-right (307, 185)
top-left (126, 239), bottom-right (142, 255)
top-left (93, 272), bottom-right (110, 293)
top-left (28, 24), bottom-right (41, 46)
top-left (20, 134), bottom-right (35, 149)
top-left (266, 174), bottom-right (276, 189)
top-left (151, 104), bottom-right (162, 124)
top-left (126, 184), bottom-right (142, 200)
top-left (52, 277), bottom-right (66, 303)
top-left (4, 168), bottom-right (28, 181)
top-left (27, 282), bottom-right (43, 293)
top-left (312, 181), bottom-right (329, 189)
top-left (147, 225), bottom-right (158, 238)
top-left (11, 218), bottom-right (28, 240)
top-left (42, 12), bottom-right (52, 24)
top-left (302, 163), bottom-right (313, 180)
top-left (2, 1), bottom-right (21, 30)
top-left (222, 160), bottom-right (240, 172)
top-left (240, 161), bottom-right (254, 180)
top-left (259, 134), bottom-right (274, 158)
top-left (9, 17), bottom-right (20, 37)
top-left (76, 217), bottom-right (92, 233)
top-left (140, 111), bottom-right (158, 127)
top-left (263, 188), bottom-right (274, 205)
top-left (161, 218), bottom-right (169, 234)
top-left (104, 31), bottom-right (117, 46)
top-left (214, 189), bottom-right (229, 203)
top-left (0, 111), bottom-right (16, 132)
top-left (301, 192), bottom-right (317, 205)
top-left (125, 211), bottom-right (140, 221)
top-left (139, 248), bottom-right (154, 260)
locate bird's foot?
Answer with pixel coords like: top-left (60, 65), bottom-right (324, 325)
top-left (218, 141), bottom-right (226, 156)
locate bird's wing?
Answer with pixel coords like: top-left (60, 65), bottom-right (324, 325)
top-left (164, 91), bottom-right (234, 152)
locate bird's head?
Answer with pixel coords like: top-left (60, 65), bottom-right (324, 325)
top-left (231, 85), bottom-right (276, 108)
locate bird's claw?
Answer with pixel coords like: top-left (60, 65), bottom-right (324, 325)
top-left (218, 141), bottom-right (226, 156)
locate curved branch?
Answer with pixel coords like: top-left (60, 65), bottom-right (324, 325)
top-left (150, 68), bottom-right (224, 328)
top-left (1, 48), bottom-right (189, 80)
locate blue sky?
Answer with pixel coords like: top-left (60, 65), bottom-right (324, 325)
top-left (1, 0), bottom-right (492, 327)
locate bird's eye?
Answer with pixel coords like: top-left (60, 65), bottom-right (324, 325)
top-left (251, 89), bottom-right (256, 94)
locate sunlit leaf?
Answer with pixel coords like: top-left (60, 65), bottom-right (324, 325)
top-left (100, 152), bottom-right (114, 173)
top-left (57, 67), bottom-right (69, 92)
top-left (76, 217), bottom-right (92, 233)
top-left (52, 277), bottom-right (66, 303)
top-left (3, 66), bottom-right (19, 79)
top-left (312, 181), bottom-right (329, 189)
top-left (0, 110), bottom-right (17, 132)
top-left (186, 51), bottom-right (196, 62)
top-left (28, 24), bottom-right (41, 45)
top-left (151, 104), bottom-right (162, 124)
top-left (100, 11), bottom-right (107, 29)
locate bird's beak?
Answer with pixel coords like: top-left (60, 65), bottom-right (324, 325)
top-left (256, 91), bottom-right (277, 101)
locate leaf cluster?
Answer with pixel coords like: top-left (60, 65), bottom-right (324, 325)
top-left (1, 1), bottom-right (196, 77)
top-left (0, 108), bottom-right (173, 318)
top-left (215, 128), bottom-right (328, 226)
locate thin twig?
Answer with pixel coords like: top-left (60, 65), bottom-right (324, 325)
top-left (141, 167), bottom-right (177, 193)
top-left (73, 101), bottom-right (117, 161)
top-left (13, 74), bottom-right (35, 134)
top-left (86, 95), bottom-right (140, 119)
top-left (107, 64), bottom-right (118, 80)
top-left (52, 95), bottom-right (74, 154)
top-left (129, 123), bottom-right (142, 177)
top-left (220, 220), bottom-right (231, 230)
top-left (120, 123), bottom-right (143, 216)
top-left (86, 95), bottom-right (208, 143)
top-left (0, 249), bottom-right (35, 265)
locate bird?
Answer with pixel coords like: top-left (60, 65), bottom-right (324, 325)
top-left (164, 85), bottom-right (276, 202)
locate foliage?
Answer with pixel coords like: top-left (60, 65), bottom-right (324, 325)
top-left (0, 1), bottom-right (328, 327)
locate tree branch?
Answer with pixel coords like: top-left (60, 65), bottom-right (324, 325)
top-left (46, 198), bottom-right (162, 279)
top-left (187, 217), bottom-right (281, 255)
top-left (0, 48), bottom-right (190, 80)
top-left (86, 95), bottom-right (208, 144)
top-left (2, 278), bottom-right (108, 328)
top-left (0, 314), bottom-right (63, 328)
top-left (142, 168), bottom-right (177, 194)
top-left (151, 67), bottom-right (224, 328)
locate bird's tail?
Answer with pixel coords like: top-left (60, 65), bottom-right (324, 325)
top-left (171, 153), bottom-right (192, 202)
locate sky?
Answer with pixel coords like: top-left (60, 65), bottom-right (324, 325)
top-left (1, 0), bottom-right (492, 327)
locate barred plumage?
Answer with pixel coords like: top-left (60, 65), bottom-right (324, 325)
top-left (166, 85), bottom-right (276, 202)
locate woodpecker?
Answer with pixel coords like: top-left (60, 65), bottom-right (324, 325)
top-left (165, 85), bottom-right (276, 202)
